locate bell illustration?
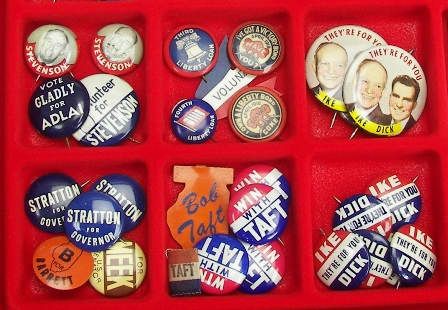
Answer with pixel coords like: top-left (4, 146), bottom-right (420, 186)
top-left (177, 32), bottom-right (206, 63)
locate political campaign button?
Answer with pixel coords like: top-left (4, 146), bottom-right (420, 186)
top-left (64, 191), bottom-right (124, 252)
top-left (33, 236), bottom-right (93, 290)
top-left (91, 174), bottom-right (146, 233)
top-left (228, 22), bottom-right (283, 75)
top-left (306, 25), bottom-right (386, 112)
top-left (232, 165), bottom-right (291, 202)
top-left (367, 174), bottom-right (422, 231)
top-left (89, 239), bottom-right (146, 297)
top-left (390, 225), bottom-right (436, 286)
top-left (29, 75), bottom-right (90, 138)
top-left (240, 240), bottom-right (285, 294)
top-left (171, 98), bottom-right (217, 143)
top-left (195, 234), bottom-right (249, 294)
top-left (354, 230), bottom-right (392, 288)
top-left (229, 87), bottom-right (286, 142)
top-left (72, 74), bottom-right (139, 146)
top-left (167, 248), bottom-right (201, 296)
top-left (25, 24), bottom-right (78, 78)
top-left (25, 173), bottom-right (81, 233)
top-left (333, 194), bottom-right (392, 237)
top-left (164, 26), bottom-right (217, 77)
top-left (92, 24), bottom-right (143, 75)
top-left (343, 45), bottom-right (427, 136)
top-left (314, 230), bottom-right (370, 290)
top-left (228, 184), bottom-right (289, 245)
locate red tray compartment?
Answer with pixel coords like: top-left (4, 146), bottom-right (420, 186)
top-left (2, 0), bottom-right (448, 309)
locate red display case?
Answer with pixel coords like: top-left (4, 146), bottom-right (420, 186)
top-left (2, 0), bottom-right (447, 309)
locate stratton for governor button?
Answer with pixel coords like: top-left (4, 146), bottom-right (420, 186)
top-left (64, 191), bottom-right (124, 252)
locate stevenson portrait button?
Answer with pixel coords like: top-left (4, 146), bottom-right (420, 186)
top-left (228, 22), bottom-right (283, 75)
top-left (91, 174), bottom-right (146, 233)
top-left (171, 98), bottom-right (217, 143)
top-left (164, 26), bottom-right (217, 77)
top-left (64, 191), bottom-right (124, 252)
top-left (29, 75), bottom-right (90, 138)
top-left (33, 236), bottom-right (93, 290)
top-left (25, 24), bottom-right (78, 78)
top-left (92, 24), bottom-right (143, 75)
top-left (25, 173), bottom-right (81, 233)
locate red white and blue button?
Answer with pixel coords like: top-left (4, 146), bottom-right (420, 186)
top-left (390, 225), bottom-right (436, 286)
top-left (332, 194), bottom-right (392, 237)
top-left (165, 26), bottom-right (217, 78)
top-left (195, 234), bottom-right (249, 295)
top-left (240, 240), bottom-right (285, 294)
top-left (64, 191), bottom-right (124, 252)
top-left (355, 229), bottom-right (393, 288)
top-left (228, 184), bottom-right (289, 245)
top-left (314, 230), bottom-right (370, 290)
top-left (91, 174), bottom-right (146, 233)
top-left (25, 173), bottom-right (81, 233)
top-left (367, 174), bottom-right (422, 231)
top-left (171, 98), bottom-right (216, 143)
top-left (29, 75), bottom-right (90, 138)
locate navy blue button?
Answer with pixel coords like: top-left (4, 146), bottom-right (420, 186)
top-left (72, 74), bottom-right (140, 146)
top-left (171, 99), bottom-right (216, 143)
top-left (165, 27), bottom-right (217, 78)
top-left (64, 191), bottom-right (124, 252)
top-left (354, 229), bottom-right (393, 288)
top-left (240, 240), bottom-right (285, 294)
top-left (91, 174), bottom-right (146, 232)
top-left (195, 234), bottom-right (249, 294)
top-left (333, 194), bottom-right (392, 237)
top-left (29, 75), bottom-right (90, 138)
top-left (25, 173), bottom-right (81, 233)
top-left (390, 225), bottom-right (436, 286)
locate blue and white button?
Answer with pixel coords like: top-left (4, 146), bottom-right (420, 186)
top-left (64, 191), bottom-right (124, 252)
top-left (25, 173), bottom-right (81, 233)
top-left (165, 27), bottom-right (217, 77)
top-left (314, 230), bottom-right (370, 290)
top-left (91, 174), bottom-right (146, 232)
top-left (333, 194), bottom-right (392, 237)
top-left (171, 98), bottom-right (216, 143)
top-left (195, 234), bottom-right (249, 295)
top-left (390, 225), bottom-right (436, 286)
top-left (72, 74), bottom-right (139, 146)
top-left (29, 75), bottom-right (90, 138)
top-left (240, 240), bottom-right (285, 294)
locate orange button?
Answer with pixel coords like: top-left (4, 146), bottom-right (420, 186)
top-left (33, 236), bottom-right (94, 290)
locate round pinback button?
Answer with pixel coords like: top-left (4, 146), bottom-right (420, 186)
top-left (92, 24), bottom-right (143, 75)
top-left (228, 22), bottom-right (283, 75)
top-left (25, 24), bottom-right (78, 78)
top-left (195, 234), bottom-right (249, 295)
top-left (29, 75), bottom-right (90, 138)
top-left (228, 184), bottom-right (289, 245)
top-left (343, 45), bottom-right (427, 136)
top-left (91, 174), bottom-right (146, 233)
top-left (367, 174), bottom-right (422, 232)
top-left (306, 25), bottom-right (386, 113)
top-left (232, 165), bottom-right (291, 202)
top-left (390, 225), bottom-right (436, 286)
top-left (332, 194), bottom-right (392, 237)
top-left (229, 87), bottom-right (286, 142)
top-left (164, 26), bottom-right (217, 77)
top-left (355, 230), bottom-right (393, 288)
top-left (171, 98), bottom-right (217, 143)
top-left (72, 74), bottom-right (140, 146)
top-left (240, 240), bottom-right (285, 294)
top-left (64, 191), bottom-right (124, 252)
top-left (33, 236), bottom-right (93, 290)
top-left (314, 230), bottom-right (370, 290)
top-left (25, 173), bottom-right (81, 233)
top-left (90, 239), bottom-right (146, 297)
